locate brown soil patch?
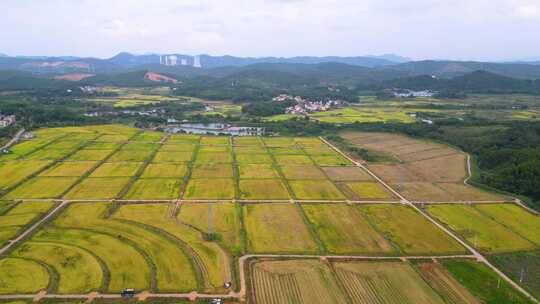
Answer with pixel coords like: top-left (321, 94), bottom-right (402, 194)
top-left (53, 73), bottom-right (95, 81)
top-left (145, 72), bottom-right (179, 84)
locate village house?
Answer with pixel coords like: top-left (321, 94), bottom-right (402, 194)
top-left (0, 114), bottom-right (16, 128)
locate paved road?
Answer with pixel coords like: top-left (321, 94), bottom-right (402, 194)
top-left (321, 136), bottom-right (539, 304)
top-left (0, 201), bottom-right (68, 255)
top-left (0, 128), bottom-right (25, 151)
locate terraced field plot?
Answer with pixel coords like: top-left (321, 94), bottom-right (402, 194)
top-left (341, 131), bottom-right (506, 202)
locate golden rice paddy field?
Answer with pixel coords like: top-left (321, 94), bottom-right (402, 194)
top-left (0, 125), bottom-right (538, 304)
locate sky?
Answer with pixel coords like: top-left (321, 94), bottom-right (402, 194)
top-left (1, 0), bottom-right (539, 61)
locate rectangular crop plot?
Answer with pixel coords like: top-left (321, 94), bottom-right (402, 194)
top-left (0, 201), bottom-right (55, 246)
top-left (66, 149), bottom-right (113, 161)
top-left (64, 177), bottom-right (131, 199)
top-left (108, 150), bottom-right (153, 162)
top-left (25, 148), bottom-right (72, 160)
top-left (310, 154), bottom-right (351, 166)
top-left (183, 179), bottom-right (235, 200)
top-left (141, 163), bottom-right (187, 178)
top-left (200, 136), bottom-right (230, 145)
top-left (415, 262), bottom-right (481, 304)
top-left (168, 134), bottom-right (200, 143)
top-left (475, 204), bottom-right (540, 245)
top-left (90, 162), bottom-right (142, 177)
top-left (250, 259), bottom-right (348, 304)
top-left (96, 134), bottom-right (131, 142)
top-left (199, 146), bottom-right (230, 153)
top-left (322, 166), bottom-right (374, 182)
top-left (83, 142), bottom-right (121, 150)
top-left (191, 164), bottom-right (233, 178)
top-left (131, 131), bottom-right (164, 142)
top-left (153, 151), bottom-right (193, 163)
top-left (235, 153), bottom-right (272, 164)
top-left (159, 143), bottom-right (196, 152)
top-left (274, 154), bottom-right (313, 165)
top-left (0, 160), bottom-right (52, 191)
top-left (489, 251), bottom-right (540, 299)
top-left (243, 204), bottom-right (319, 253)
top-left (4, 177), bottom-right (78, 199)
top-left (195, 152), bottom-right (232, 163)
top-left (121, 142), bottom-right (159, 151)
top-left (288, 180), bottom-right (346, 200)
top-left (334, 261), bottom-right (446, 304)
top-left (343, 182), bottom-right (395, 200)
top-left (40, 161), bottom-right (98, 177)
top-left (123, 179), bottom-right (180, 200)
top-left (302, 204), bottom-right (395, 254)
top-left (263, 137), bottom-right (295, 147)
top-left (360, 205), bottom-right (466, 255)
top-left (280, 165), bottom-right (326, 180)
top-left (233, 146), bottom-right (267, 154)
top-left (179, 202), bottom-right (242, 254)
top-left (239, 179), bottom-right (290, 200)
top-left (233, 137), bottom-right (262, 146)
top-left (238, 164), bottom-right (279, 179)
top-left (427, 204), bottom-right (535, 253)
top-left (46, 140), bottom-right (86, 150)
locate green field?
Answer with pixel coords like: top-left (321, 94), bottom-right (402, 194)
top-left (475, 204), bottom-right (540, 245)
top-left (90, 162), bottom-right (142, 177)
top-left (239, 179), bottom-right (290, 200)
top-left (0, 160), bottom-right (52, 191)
top-left (0, 201), bottom-right (55, 246)
top-left (4, 177), bottom-right (78, 199)
top-left (141, 163), bottom-right (187, 178)
top-left (361, 205), bottom-right (467, 255)
top-left (489, 251), bottom-right (540, 299)
top-left (442, 259), bottom-right (533, 304)
top-left (183, 179), bottom-right (235, 199)
top-left (288, 180), bottom-right (346, 200)
top-left (0, 258), bottom-right (50, 294)
top-left (64, 177), bottom-right (131, 199)
top-left (123, 178), bottom-right (181, 199)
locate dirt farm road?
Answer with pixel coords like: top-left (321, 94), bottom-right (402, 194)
top-left (0, 128), bottom-right (25, 152)
top-left (0, 138), bottom-right (538, 303)
top-left (321, 136), bottom-right (539, 304)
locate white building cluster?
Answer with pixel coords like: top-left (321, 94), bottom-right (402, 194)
top-left (272, 94), bottom-right (344, 115)
top-left (393, 89), bottom-right (435, 98)
top-left (0, 114), bottom-right (15, 128)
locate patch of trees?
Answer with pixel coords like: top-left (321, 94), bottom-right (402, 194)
top-left (242, 101), bottom-right (294, 116)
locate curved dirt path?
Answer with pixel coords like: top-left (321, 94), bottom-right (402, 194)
top-left (0, 128), bottom-right (25, 151)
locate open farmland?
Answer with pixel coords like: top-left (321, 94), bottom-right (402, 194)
top-left (249, 259), bottom-right (348, 304)
top-left (340, 131), bottom-right (506, 202)
top-left (0, 125), bottom-right (538, 303)
top-left (427, 204), bottom-right (535, 253)
top-left (489, 251), bottom-right (540, 299)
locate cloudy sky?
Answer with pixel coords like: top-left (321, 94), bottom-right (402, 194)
top-left (1, 0), bottom-right (539, 61)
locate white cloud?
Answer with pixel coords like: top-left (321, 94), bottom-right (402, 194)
top-left (0, 0), bottom-right (538, 60)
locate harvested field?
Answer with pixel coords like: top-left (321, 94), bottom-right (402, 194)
top-left (361, 205), bottom-right (466, 255)
top-left (243, 204), bottom-right (319, 253)
top-left (343, 131), bottom-right (504, 202)
top-left (0, 160), bottom-right (52, 191)
top-left (183, 179), bottom-right (235, 199)
top-left (322, 166), bottom-right (374, 182)
top-left (280, 165), bottom-right (326, 179)
top-left (89, 162), bottom-right (142, 177)
top-left (123, 178), bottom-right (181, 200)
top-left (344, 182), bottom-right (395, 200)
top-left (191, 163), bottom-right (234, 179)
top-left (238, 164), bottom-right (279, 179)
top-left (239, 179), bottom-right (290, 200)
top-left (250, 259), bottom-right (347, 304)
top-left (475, 204), bottom-right (540, 245)
top-left (141, 163), bottom-right (187, 178)
top-left (66, 149), bottom-right (112, 161)
top-left (4, 177), bottom-right (78, 199)
top-left (427, 204), bottom-right (535, 253)
top-left (288, 180), bottom-right (346, 200)
top-left (334, 261), bottom-right (445, 304)
top-left (302, 204), bottom-right (395, 254)
top-left (415, 262), bottom-right (480, 304)
top-left (153, 151), bottom-right (193, 163)
top-left (64, 177), bottom-right (131, 199)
